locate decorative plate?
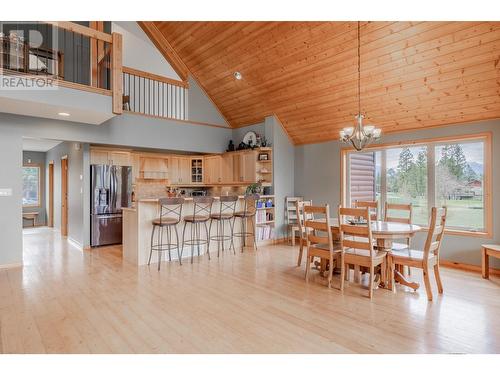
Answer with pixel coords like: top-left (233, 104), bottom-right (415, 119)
top-left (242, 131), bottom-right (257, 146)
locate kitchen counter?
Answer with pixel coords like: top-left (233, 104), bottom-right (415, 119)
top-left (122, 196), bottom-right (254, 266)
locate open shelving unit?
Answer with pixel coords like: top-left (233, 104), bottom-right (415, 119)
top-left (256, 147), bottom-right (273, 187)
top-left (254, 195), bottom-right (275, 244)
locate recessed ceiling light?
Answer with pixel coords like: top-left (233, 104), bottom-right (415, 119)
top-left (234, 71), bottom-right (242, 80)
top-left (58, 112), bottom-right (70, 117)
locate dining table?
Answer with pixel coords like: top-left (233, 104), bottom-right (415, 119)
top-left (312, 218), bottom-right (422, 290)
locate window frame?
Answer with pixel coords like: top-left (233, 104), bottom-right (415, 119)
top-left (22, 163), bottom-right (42, 208)
top-left (341, 132), bottom-right (492, 238)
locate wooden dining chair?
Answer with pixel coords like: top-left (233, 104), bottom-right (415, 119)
top-left (384, 202), bottom-right (413, 275)
top-left (295, 199), bottom-right (313, 267)
top-left (354, 200), bottom-right (379, 221)
top-left (304, 204), bottom-right (341, 288)
top-left (338, 206), bottom-right (387, 299)
top-left (390, 207), bottom-right (447, 301)
top-left (285, 196), bottom-right (303, 245)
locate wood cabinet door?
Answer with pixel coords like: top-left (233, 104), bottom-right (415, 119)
top-left (109, 151), bottom-right (131, 166)
top-left (204, 156), bottom-right (221, 185)
top-left (90, 150), bottom-right (110, 165)
top-left (221, 154), bottom-right (234, 184)
top-left (190, 158), bottom-right (204, 184)
top-left (180, 157), bottom-right (191, 184)
top-left (170, 157), bottom-right (181, 184)
top-left (232, 153), bottom-right (243, 183)
top-left (242, 151), bottom-right (257, 183)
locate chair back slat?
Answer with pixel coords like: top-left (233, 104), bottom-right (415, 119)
top-left (215, 195), bottom-right (238, 216)
top-left (286, 196), bottom-right (303, 225)
top-left (158, 197), bottom-right (184, 224)
top-left (338, 206), bottom-right (374, 258)
top-left (303, 204), bottom-right (333, 254)
top-left (423, 207), bottom-right (447, 259)
top-left (296, 200), bottom-right (312, 237)
top-left (242, 194), bottom-right (259, 216)
top-left (354, 200), bottom-right (378, 221)
top-left (192, 196), bottom-right (214, 218)
top-left (384, 202), bottom-right (412, 224)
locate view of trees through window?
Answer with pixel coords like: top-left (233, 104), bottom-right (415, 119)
top-left (347, 137), bottom-right (486, 232)
top-left (386, 146), bottom-right (428, 225)
top-left (22, 166), bottom-right (40, 207)
top-left (436, 142), bottom-right (484, 231)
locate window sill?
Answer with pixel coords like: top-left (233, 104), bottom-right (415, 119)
top-left (418, 226), bottom-right (491, 238)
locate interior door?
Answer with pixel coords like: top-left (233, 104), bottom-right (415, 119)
top-left (61, 157), bottom-right (68, 237)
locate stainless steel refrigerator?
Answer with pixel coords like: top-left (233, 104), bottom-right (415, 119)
top-left (90, 165), bottom-right (132, 247)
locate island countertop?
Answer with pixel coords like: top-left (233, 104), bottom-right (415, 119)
top-left (122, 196), bottom-right (268, 266)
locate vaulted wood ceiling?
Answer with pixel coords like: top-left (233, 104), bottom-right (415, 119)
top-left (149, 22), bottom-right (500, 145)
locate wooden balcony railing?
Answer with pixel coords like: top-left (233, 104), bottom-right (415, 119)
top-left (122, 66), bottom-right (188, 120)
top-left (0, 21), bottom-right (123, 114)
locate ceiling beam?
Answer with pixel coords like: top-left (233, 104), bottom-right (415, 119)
top-left (138, 22), bottom-right (190, 82)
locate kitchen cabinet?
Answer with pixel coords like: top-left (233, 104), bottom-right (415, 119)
top-left (190, 157), bottom-right (204, 184)
top-left (90, 149), bottom-right (131, 166)
top-left (232, 150), bottom-right (257, 183)
top-left (204, 155), bottom-right (222, 184)
top-left (170, 157), bottom-right (191, 185)
top-left (221, 153), bottom-right (234, 184)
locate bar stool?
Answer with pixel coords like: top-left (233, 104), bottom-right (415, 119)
top-left (181, 196), bottom-right (214, 263)
top-left (233, 194), bottom-right (259, 252)
top-left (148, 197), bottom-right (184, 270)
top-left (209, 195), bottom-right (238, 256)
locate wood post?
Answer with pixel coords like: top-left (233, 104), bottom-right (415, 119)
top-left (112, 32), bottom-right (123, 115)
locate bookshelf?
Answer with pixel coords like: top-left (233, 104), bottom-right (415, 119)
top-left (254, 195), bottom-right (275, 244)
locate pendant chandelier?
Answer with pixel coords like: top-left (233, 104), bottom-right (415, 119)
top-left (340, 21), bottom-right (381, 151)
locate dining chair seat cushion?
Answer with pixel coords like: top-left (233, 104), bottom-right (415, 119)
top-left (210, 213), bottom-right (234, 220)
top-left (152, 217), bottom-right (180, 226)
top-left (344, 248), bottom-right (386, 259)
top-left (391, 249), bottom-right (436, 261)
top-left (391, 242), bottom-right (410, 251)
top-left (184, 215), bottom-right (210, 223)
top-left (234, 210), bottom-right (255, 217)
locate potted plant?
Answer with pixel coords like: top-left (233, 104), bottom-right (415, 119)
top-left (245, 182), bottom-right (262, 195)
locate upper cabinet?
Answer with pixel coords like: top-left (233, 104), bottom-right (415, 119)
top-left (233, 150), bottom-right (257, 183)
top-left (170, 156), bottom-right (191, 185)
top-left (204, 155), bottom-right (221, 185)
top-left (90, 149), bottom-right (132, 166)
top-left (92, 147), bottom-right (271, 186)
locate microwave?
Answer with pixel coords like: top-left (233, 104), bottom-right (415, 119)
top-left (191, 190), bottom-right (207, 197)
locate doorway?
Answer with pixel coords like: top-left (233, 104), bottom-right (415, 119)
top-left (48, 161), bottom-right (54, 227)
top-left (61, 156), bottom-right (68, 236)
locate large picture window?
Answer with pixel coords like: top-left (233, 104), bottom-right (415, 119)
top-left (22, 165), bottom-right (41, 207)
top-left (343, 133), bottom-right (491, 236)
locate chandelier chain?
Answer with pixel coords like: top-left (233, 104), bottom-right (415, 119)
top-left (358, 21), bottom-right (361, 115)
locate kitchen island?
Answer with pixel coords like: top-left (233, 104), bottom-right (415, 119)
top-left (122, 197), bottom-right (253, 266)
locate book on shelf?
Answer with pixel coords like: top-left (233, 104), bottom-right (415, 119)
top-left (256, 225), bottom-right (274, 241)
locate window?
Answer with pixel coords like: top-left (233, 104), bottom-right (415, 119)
top-left (343, 133), bottom-right (491, 235)
top-left (22, 165), bottom-right (40, 207)
top-left (435, 141), bottom-right (485, 232)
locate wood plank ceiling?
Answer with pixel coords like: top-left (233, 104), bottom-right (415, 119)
top-left (151, 22), bottom-right (500, 145)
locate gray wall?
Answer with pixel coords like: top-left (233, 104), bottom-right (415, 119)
top-left (294, 119), bottom-right (500, 267)
top-left (0, 111), bottom-right (233, 266)
top-left (0, 133), bottom-right (23, 266)
top-left (45, 141), bottom-right (84, 246)
top-left (188, 77), bottom-right (228, 127)
top-left (22, 151), bottom-right (47, 226)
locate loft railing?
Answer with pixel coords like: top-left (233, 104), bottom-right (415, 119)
top-left (0, 21), bottom-right (123, 113)
top-left (122, 66), bottom-right (188, 121)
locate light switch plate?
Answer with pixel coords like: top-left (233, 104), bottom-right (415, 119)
top-left (0, 188), bottom-right (13, 196)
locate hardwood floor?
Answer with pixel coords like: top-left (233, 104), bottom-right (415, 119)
top-left (1, 227), bottom-right (499, 354)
